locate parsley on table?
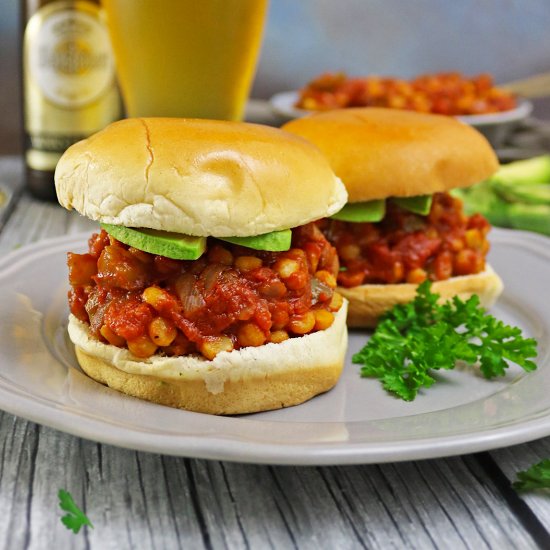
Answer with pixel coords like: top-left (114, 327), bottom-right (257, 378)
top-left (513, 460), bottom-right (550, 492)
top-left (58, 489), bottom-right (93, 534)
top-left (352, 281), bottom-right (538, 401)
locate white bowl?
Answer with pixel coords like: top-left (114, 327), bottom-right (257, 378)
top-left (269, 90), bottom-right (533, 147)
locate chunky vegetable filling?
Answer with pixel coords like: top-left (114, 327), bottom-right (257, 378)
top-left (67, 223), bottom-right (342, 360)
top-left (296, 72), bottom-right (517, 115)
top-left (320, 192), bottom-right (491, 287)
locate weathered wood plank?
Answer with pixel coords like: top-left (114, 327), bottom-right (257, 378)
top-left (0, 408), bottom-right (541, 549)
top-left (491, 438), bottom-right (550, 529)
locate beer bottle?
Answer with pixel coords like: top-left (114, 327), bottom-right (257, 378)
top-left (22, 0), bottom-right (121, 200)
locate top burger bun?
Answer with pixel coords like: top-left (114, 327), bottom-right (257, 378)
top-left (282, 107), bottom-right (499, 202)
top-left (55, 118), bottom-right (348, 237)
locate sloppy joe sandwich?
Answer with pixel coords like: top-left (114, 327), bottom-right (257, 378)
top-left (283, 108), bottom-right (503, 327)
top-left (55, 118), bottom-right (349, 414)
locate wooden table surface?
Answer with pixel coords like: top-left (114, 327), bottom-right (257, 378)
top-left (1, 102), bottom-right (550, 548)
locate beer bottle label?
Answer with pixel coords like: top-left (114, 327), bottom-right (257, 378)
top-left (24, 1), bottom-right (120, 171)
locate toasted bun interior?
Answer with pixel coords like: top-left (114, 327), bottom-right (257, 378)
top-left (68, 300), bottom-right (348, 415)
top-left (55, 118), bottom-right (347, 237)
top-left (337, 266), bottom-right (503, 328)
top-left (282, 108), bottom-right (499, 202)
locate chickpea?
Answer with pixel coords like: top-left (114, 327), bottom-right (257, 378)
top-left (313, 309), bottom-right (334, 331)
top-left (237, 322), bottom-right (267, 348)
top-left (449, 238), bottom-right (464, 252)
top-left (142, 286), bottom-right (169, 311)
top-left (270, 330), bottom-right (289, 344)
top-left (338, 270), bottom-right (365, 288)
top-left (315, 270), bottom-right (337, 289)
top-left (100, 325), bottom-right (125, 347)
top-left (148, 317), bottom-right (177, 347)
top-left (329, 292), bottom-right (343, 312)
top-left (234, 256), bottom-right (262, 272)
top-left (259, 281), bottom-right (287, 299)
top-left (284, 270), bottom-right (308, 290)
top-left (200, 336), bottom-right (234, 360)
top-left (127, 335), bottom-right (158, 358)
top-left (406, 268), bottom-right (427, 284)
top-left (271, 309), bottom-right (290, 330)
top-left (288, 311), bottom-right (316, 335)
top-left (454, 249), bottom-right (477, 275)
top-left (274, 258), bottom-right (299, 279)
top-left (465, 229), bottom-right (483, 250)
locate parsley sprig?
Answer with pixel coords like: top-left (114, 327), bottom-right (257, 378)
top-left (58, 489), bottom-right (93, 534)
top-left (352, 281), bottom-right (538, 401)
top-left (514, 459), bottom-right (550, 492)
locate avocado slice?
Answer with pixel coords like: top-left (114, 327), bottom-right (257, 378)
top-left (101, 223), bottom-right (206, 260)
top-left (453, 183), bottom-right (510, 228)
top-left (494, 182), bottom-right (550, 205)
top-left (507, 204), bottom-right (550, 235)
top-left (394, 194), bottom-right (433, 215)
top-left (219, 229), bottom-right (292, 251)
top-left (331, 200), bottom-right (386, 222)
top-left (492, 155), bottom-right (550, 186)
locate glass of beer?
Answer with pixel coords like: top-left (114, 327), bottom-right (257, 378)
top-left (101, 0), bottom-right (269, 120)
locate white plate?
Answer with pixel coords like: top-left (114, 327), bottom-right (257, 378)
top-left (270, 90), bottom-right (533, 146)
top-left (0, 229), bottom-right (549, 465)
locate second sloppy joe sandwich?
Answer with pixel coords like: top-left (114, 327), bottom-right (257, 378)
top-left (55, 118), bottom-right (348, 415)
top-left (283, 107), bottom-right (504, 327)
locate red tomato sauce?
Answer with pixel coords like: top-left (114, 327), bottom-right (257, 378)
top-left (320, 193), bottom-right (491, 287)
top-left (67, 223), bottom-right (342, 360)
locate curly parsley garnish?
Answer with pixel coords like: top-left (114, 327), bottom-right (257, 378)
top-left (352, 281), bottom-right (538, 401)
top-left (514, 459), bottom-right (550, 492)
top-left (58, 489), bottom-right (93, 533)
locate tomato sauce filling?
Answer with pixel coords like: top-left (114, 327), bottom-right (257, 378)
top-left (320, 192), bottom-right (491, 287)
top-left (67, 223), bottom-right (343, 360)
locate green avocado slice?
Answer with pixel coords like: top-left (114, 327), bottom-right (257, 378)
top-left (331, 200), bottom-right (386, 222)
top-left (507, 203), bottom-right (550, 235)
top-left (492, 155), bottom-right (550, 186)
top-left (219, 229), bottom-right (292, 251)
top-left (100, 224), bottom-right (207, 260)
top-left (494, 182), bottom-right (550, 205)
top-left (394, 195), bottom-right (433, 215)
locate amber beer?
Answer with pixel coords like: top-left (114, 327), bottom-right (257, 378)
top-left (101, 0), bottom-right (269, 120)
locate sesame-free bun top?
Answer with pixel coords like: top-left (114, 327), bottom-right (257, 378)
top-left (282, 108), bottom-right (499, 202)
top-left (55, 118), bottom-right (348, 237)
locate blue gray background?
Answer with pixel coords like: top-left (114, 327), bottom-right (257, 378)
top-left (252, 0), bottom-right (550, 96)
top-left (2, 1), bottom-right (550, 152)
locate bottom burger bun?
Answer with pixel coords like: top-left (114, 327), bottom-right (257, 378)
top-left (338, 266), bottom-right (503, 328)
top-left (68, 300), bottom-right (348, 415)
